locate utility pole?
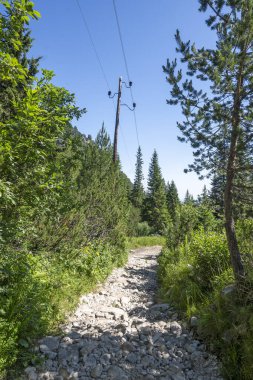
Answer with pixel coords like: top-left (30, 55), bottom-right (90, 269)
top-left (108, 78), bottom-right (136, 163)
top-left (113, 77), bottom-right (122, 163)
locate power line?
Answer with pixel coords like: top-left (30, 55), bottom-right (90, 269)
top-left (112, 0), bottom-right (140, 147)
top-left (75, 0), bottom-right (111, 90)
top-left (112, 0), bottom-right (131, 82)
top-left (75, 0), bottom-right (133, 163)
top-left (74, 0), bottom-right (131, 161)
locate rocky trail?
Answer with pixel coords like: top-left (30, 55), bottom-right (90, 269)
top-left (24, 247), bottom-right (222, 380)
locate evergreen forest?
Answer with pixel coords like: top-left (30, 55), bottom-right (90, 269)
top-left (0, 1), bottom-right (253, 379)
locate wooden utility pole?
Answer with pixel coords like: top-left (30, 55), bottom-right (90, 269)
top-left (113, 77), bottom-right (122, 163)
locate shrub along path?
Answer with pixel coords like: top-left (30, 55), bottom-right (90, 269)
top-left (24, 247), bottom-right (222, 380)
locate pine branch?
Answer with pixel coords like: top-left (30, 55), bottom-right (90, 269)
top-left (206, 0), bottom-right (231, 23)
top-left (236, 165), bottom-right (253, 172)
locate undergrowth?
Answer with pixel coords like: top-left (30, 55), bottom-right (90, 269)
top-left (0, 242), bottom-right (127, 379)
top-left (158, 225), bottom-right (253, 380)
top-left (126, 235), bottom-right (166, 249)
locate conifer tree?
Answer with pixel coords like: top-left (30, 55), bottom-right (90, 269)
top-left (95, 122), bottom-right (111, 150)
top-left (166, 180), bottom-right (180, 221)
top-left (184, 190), bottom-right (195, 205)
top-left (163, 0), bottom-right (253, 281)
top-left (198, 185), bottom-right (209, 206)
top-left (145, 150), bottom-right (170, 234)
top-left (131, 146), bottom-right (145, 209)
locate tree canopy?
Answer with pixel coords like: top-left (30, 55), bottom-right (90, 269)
top-left (163, 0), bottom-right (253, 281)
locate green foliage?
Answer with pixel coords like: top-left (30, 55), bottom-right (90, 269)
top-left (166, 180), bottom-right (180, 222)
top-left (160, 230), bottom-right (230, 297)
top-left (131, 146), bottom-right (145, 209)
top-left (0, 121), bottom-right (130, 376)
top-left (0, 3), bottom-right (131, 376)
top-left (236, 219), bottom-right (253, 256)
top-left (189, 231), bottom-right (230, 290)
top-left (163, 1), bottom-right (253, 183)
top-left (159, 224), bottom-right (253, 379)
top-left (163, 0), bottom-right (253, 281)
top-left (0, 0), bottom-right (40, 121)
top-left (184, 190), bottom-right (195, 205)
top-left (144, 150), bottom-right (171, 234)
top-left (166, 202), bottom-right (218, 250)
top-left (126, 235), bottom-right (166, 250)
top-left (0, 243), bottom-right (127, 377)
top-left (135, 222), bottom-right (153, 237)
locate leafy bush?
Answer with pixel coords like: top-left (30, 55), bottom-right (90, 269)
top-left (160, 230), bottom-right (230, 293)
top-left (136, 222), bottom-right (153, 236)
top-left (189, 231), bottom-right (230, 290)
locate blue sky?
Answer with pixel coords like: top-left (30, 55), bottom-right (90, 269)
top-left (30, 0), bottom-right (217, 199)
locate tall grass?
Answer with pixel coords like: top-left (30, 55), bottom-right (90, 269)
top-left (0, 243), bottom-right (127, 379)
top-left (158, 227), bottom-right (253, 379)
top-left (126, 236), bottom-right (166, 249)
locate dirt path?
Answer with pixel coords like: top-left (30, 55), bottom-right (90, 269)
top-left (24, 247), bottom-right (222, 380)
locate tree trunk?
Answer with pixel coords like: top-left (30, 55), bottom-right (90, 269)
top-left (224, 61), bottom-right (245, 282)
top-left (224, 135), bottom-right (245, 282)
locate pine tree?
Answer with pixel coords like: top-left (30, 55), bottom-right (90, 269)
top-left (198, 185), bottom-right (209, 206)
top-left (145, 150), bottom-right (171, 234)
top-left (131, 146), bottom-right (145, 209)
top-left (163, 0), bottom-right (253, 281)
top-left (184, 190), bottom-right (195, 205)
top-left (166, 180), bottom-right (180, 221)
top-left (95, 122), bottom-right (111, 150)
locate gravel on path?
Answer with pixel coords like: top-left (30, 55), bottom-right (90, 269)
top-left (24, 246), bottom-right (223, 380)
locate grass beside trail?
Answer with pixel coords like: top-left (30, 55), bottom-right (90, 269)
top-left (126, 236), bottom-right (166, 250)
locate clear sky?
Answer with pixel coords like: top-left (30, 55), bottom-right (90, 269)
top-left (29, 0), bottom-right (217, 199)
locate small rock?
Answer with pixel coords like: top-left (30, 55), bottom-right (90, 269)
top-left (221, 283), bottom-right (236, 297)
top-left (185, 343), bottom-right (195, 354)
top-left (170, 321), bottom-right (182, 336)
top-left (68, 331), bottom-right (81, 340)
top-left (126, 352), bottom-right (137, 364)
top-left (115, 323), bottom-right (127, 333)
top-left (107, 365), bottom-right (128, 379)
top-left (120, 296), bottom-right (129, 307)
top-left (58, 368), bottom-right (69, 380)
top-left (39, 344), bottom-right (50, 353)
top-left (190, 316), bottom-right (198, 328)
top-left (101, 353), bottom-right (111, 362)
top-left (171, 373), bottom-right (186, 380)
top-left (46, 351), bottom-right (57, 360)
top-left (90, 364), bottom-right (103, 378)
top-left (25, 367), bottom-right (37, 380)
top-left (84, 353), bottom-right (97, 367)
top-left (150, 303), bottom-right (170, 311)
top-left (141, 355), bottom-right (155, 368)
top-left (121, 341), bottom-right (134, 352)
top-left (69, 372), bottom-right (79, 380)
top-left (168, 364), bottom-right (182, 374)
top-left (39, 336), bottom-right (60, 351)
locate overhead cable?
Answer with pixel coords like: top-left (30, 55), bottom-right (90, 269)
top-left (75, 0), bottom-right (132, 161)
top-left (112, 0), bottom-right (140, 147)
top-left (75, 0), bottom-right (111, 90)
